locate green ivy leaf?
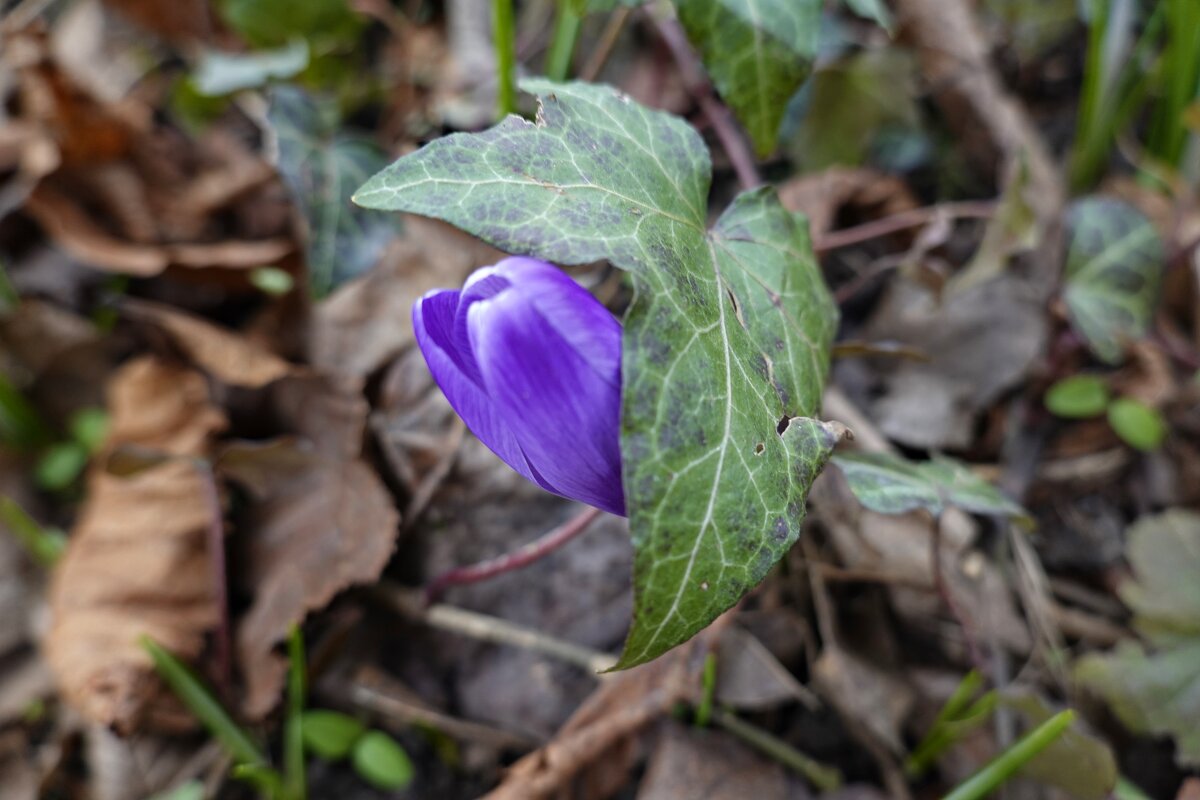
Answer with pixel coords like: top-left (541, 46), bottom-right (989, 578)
top-left (269, 87), bottom-right (401, 298)
top-left (192, 39), bottom-right (309, 97)
top-left (1075, 510), bottom-right (1200, 767)
top-left (832, 451), bottom-right (1028, 519)
top-left (675, 0), bottom-right (821, 156)
top-left (1064, 198), bottom-right (1164, 365)
top-left (841, 0), bottom-right (894, 31)
top-left (302, 709), bottom-right (367, 760)
top-left (352, 731), bottom-right (414, 791)
top-left (1044, 375), bottom-right (1110, 418)
top-left (355, 80), bottom-right (839, 668)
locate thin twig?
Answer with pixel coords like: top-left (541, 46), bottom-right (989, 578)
top-left (579, 6), bottom-right (632, 82)
top-left (195, 460), bottom-right (232, 701)
top-left (650, 6), bottom-right (761, 190)
top-left (332, 667), bottom-right (540, 751)
top-left (930, 513), bottom-right (985, 670)
top-left (424, 505), bottom-right (603, 602)
top-left (814, 200), bottom-right (996, 253)
top-left (401, 418), bottom-right (465, 532)
top-left (374, 583), bottom-right (616, 673)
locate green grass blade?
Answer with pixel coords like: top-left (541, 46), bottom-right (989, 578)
top-left (942, 710), bottom-right (1076, 800)
top-left (140, 636), bottom-right (269, 769)
top-left (493, 0), bottom-right (517, 117)
top-left (284, 626), bottom-right (307, 800)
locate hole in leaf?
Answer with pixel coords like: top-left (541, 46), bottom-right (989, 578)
top-left (726, 288), bottom-right (739, 315)
top-left (776, 415), bottom-right (790, 436)
top-left (754, 442), bottom-right (765, 455)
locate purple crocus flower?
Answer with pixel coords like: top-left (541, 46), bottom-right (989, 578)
top-left (412, 257), bottom-right (625, 516)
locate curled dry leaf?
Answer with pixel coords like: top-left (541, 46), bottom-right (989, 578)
top-left (45, 357), bottom-right (226, 733)
top-left (123, 299), bottom-right (292, 388)
top-left (310, 215), bottom-right (504, 378)
top-left (219, 376), bottom-right (398, 718)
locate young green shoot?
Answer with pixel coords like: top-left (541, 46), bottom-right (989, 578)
top-left (942, 710), bottom-right (1076, 800)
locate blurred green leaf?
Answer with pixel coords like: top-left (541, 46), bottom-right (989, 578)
top-left (302, 710), bottom-right (366, 760)
top-left (35, 442), bottom-right (89, 491)
top-left (0, 373), bottom-right (51, 449)
top-left (1075, 510), bottom-right (1200, 767)
top-left (841, 0), bottom-right (893, 31)
top-left (1064, 198), bottom-right (1164, 364)
top-left (218, 0), bottom-right (361, 48)
top-left (352, 731), bottom-right (414, 791)
top-left (1045, 375), bottom-right (1110, 418)
top-left (787, 48), bottom-right (920, 170)
top-left (1117, 509), bottom-right (1200, 643)
top-left (69, 408), bottom-right (109, 453)
top-left (193, 39), bottom-right (309, 96)
top-left (250, 267), bottom-right (296, 296)
top-left (833, 451), bottom-right (1028, 519)
top-left (1106, 398), bottom-right (1166, 451)
top-left (676, 0), bottom-right (821, 156)
top-left (269, 86), bottom-right (400, 298)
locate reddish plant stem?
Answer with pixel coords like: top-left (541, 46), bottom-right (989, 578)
top-left (650, 9), bottom-right (761, 191)
top-left (196, 460), bottom-right (233, 701)
top-left (815, 200), bottom-right (997, 253)
top-left (424, 506), bottom-right (604, 604)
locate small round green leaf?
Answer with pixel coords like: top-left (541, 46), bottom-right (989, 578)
top-left (1107, 399), bottom-right (1166, 451)
top-left (1045, 375), bottom-right (1110, 418)
top-left (36, 442), bottom-right (88, 490)
top-left (352, 730), bottom-right (414, 791)
top-left (69, 407), bottom-right (110, 453)
top-left (249, 266), bottom-right (295, 296)
top-left (301, 709), bottom-right (366, 760)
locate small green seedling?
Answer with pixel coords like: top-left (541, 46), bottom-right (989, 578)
top-left (1044, 376), bottom-right (1167, 452)
top-left (145, 627), bottom-right (414, 799)
top-left (34, 407), bottom-right (110, 491)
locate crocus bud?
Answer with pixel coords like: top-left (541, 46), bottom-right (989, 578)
top-left (412, 257), bottom-right (625, 515)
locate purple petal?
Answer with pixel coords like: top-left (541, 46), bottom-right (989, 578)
top-left (412, 289), bottom-right (553, 492)
top-left (467, 281), bottom-right (625, 515)
top-left (488, 257), bottom-right (621, 384)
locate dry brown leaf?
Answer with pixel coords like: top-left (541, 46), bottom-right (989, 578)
top-left (778, 167), bottom-right (917, 241)
top-left (310, 216), bottom-right (505, 378)
top-left (45, 357), bottom-right (226, 732)
top-left (637, 723), bottom-right (789, 800)
top-left (219, 377), bottom-right (398, 718)
top-left (814, 646), bottom-right (913, 755)
top-left (222, 440), bottom-right (398, 717)
top-left (124, 299), bottom-right (293, 388)
top-left (715, 625), bottom-right (818, 711)
top-left (484, 621), bottom-right (727, 800)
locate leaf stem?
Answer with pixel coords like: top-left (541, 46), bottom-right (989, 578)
top-left (545, 0), bottom-right (582, 82)
top-left (942, 710), bottom-right (1076, 800)
top-left (493, 0), bottom-right (518, 118)
top-left (424, 505), bottom-right (602, 602)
